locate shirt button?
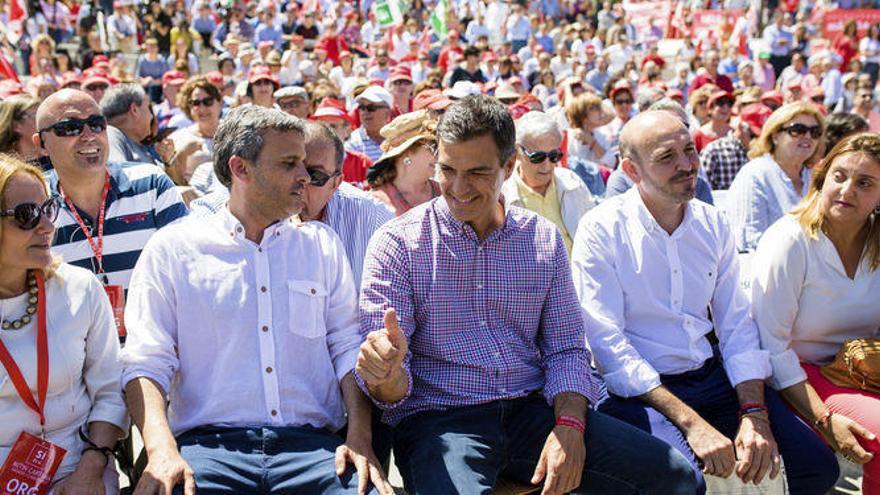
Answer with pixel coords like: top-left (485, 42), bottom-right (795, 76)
top-left (270, 409), bottom-right (277, 416)
top-left (310, 288), bottom-right (316, 295)
top-left (261, 326), bottom-right (269, 332)
top-left (236, 226), bottom-right (242, 233)
top-left (258, 247), bottom-right (263, 252)
top-left (261, 286), bottom-right (267, 293)
top-left (266, 366), bottom-right (273, 373)
top-left (673, 269), bottom-right (679, 274)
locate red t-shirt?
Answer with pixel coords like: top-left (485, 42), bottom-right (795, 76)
top-left (342, 150), bottom-right (372, 190)
top-left (689, 73), bottom-right (734, 93)
top-left (437, 46), bottom-right (464, 75)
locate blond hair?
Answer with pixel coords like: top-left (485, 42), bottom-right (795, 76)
top-left (790, 133), bottom-right (880, 270)
top-left (748, 101), bottom-right (825, 163)
top-left (0, 95), bottom-right (39, 156)
top-left (565, 93), bottom-right (604, 129)
top-left (0, 154), bottom-right (60, 278)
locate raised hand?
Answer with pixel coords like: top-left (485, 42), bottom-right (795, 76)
top-left (356, 308), bottom-right (408, 392)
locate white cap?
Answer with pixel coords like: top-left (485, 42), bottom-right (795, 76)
top-left (356, 86), bottom-right (394, 108)
top-left (445, 80), bottom-right (481, 99)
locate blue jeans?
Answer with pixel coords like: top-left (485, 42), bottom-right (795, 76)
top-left (598, 355), bottom-right (839, 495)
top-left (392, 395), bottom-right (698, 494)
top-left (172, 425), bottom-right (378, 495)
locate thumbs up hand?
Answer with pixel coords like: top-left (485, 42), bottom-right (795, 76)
top-left (356, 308), bottom-right (409, 393)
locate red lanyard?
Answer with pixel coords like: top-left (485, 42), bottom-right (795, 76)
top-left (59, 172), bottom-right (110, 274)
top-left (0, 271), bottom-right (49, 427)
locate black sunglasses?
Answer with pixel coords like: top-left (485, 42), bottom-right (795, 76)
top-left (782, 123), bottom-right (822, 139)
top-left (520, 145), bottom-right (563, 164)
top-left (713, 99), bottom-right (734, 108)
top-left (360, 104), bottom-right (388, 112)
top-left (0, 197), bottom-right (59, 230)
top-left (85, 83), bottom-right (109, 91)
top-left (614, 98), bottom-right (633, 105)
top-left (38, 115), bottom-right (107, 138)
top-left (306, 167), bottom-right (341, 186)
top-left (190, 96), bottom-right (216, 107)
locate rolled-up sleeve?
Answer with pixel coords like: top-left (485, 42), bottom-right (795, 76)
top-left (540, 229), bottom-right (603, 405)
top-left (571, 222), bottom-right (661, 398)
top-left (711, 214), bottom-right (771, 386)
top-left (750, 220), bottom-right (808, 390)
top-left (120, 234), bottom-right (180, 396)
top-left (353, 226), bottom-right (414, 409)
top-left (83, 276), bottom-right (129, 431)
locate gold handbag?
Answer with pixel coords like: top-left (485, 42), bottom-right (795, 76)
top-left (820, 339), bottom-right (880, 395)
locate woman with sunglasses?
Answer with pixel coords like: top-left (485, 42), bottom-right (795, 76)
top-left (0, 155), bottom-right (127, 493)
top-left (727, 102), bottom-right (825, 253)
top-left (367, 113), bottom-right (439, 216)
top-left (750, 133), bottom-right (880, 495)
top-left (169, 77), bottom-right (222, 186)
top-left (693, 90), bottom-right (734, 153)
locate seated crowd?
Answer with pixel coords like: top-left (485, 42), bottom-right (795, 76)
top-left (1, 2), bottom-right (879, 495)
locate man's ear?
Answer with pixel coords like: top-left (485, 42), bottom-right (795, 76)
top-left (621, 157), bottom-right (641, 184)
top-left (32, 132), bottom-right (44, 151)
top-left (502, 153), bottom-right (516, 181)
top-left (228, 155), bottom-right (249, 182)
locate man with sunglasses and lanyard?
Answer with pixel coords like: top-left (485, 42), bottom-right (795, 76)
top-left (33, 89), bottom-right (187, 304)
top-left (500, 111), bottom-right (594, 255)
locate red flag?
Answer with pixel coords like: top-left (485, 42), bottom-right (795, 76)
top-left (9, 0), bottom-right (26, 22)
top-left (0, 55), bottom-right (20, 82)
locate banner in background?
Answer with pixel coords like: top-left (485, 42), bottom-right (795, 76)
top-left (817, 9), bottom-right (880, 38)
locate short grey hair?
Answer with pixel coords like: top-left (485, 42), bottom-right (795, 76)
top-left (213, 105), bottom-right (306, 188)
top-left (648, 98), bottom-right (689, 127)
top-left (514, 111), bottom-right (562, 146)
top-left (305, 121), bottom-right (344, 173)
top-left (100, 83), bottom-right (146, 120)
top-left (637, 87), bottom-right (666, 112)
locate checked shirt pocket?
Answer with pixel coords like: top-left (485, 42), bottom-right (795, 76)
top-left (288, 280), bottom-right (328, 339)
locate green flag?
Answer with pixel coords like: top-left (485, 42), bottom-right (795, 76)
top-left (429, 0), bottom-right (448, 38)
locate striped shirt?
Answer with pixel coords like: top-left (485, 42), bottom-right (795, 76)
top-left (46, 162), bottom-right (189, 290)
top-left (354, 197), bottom-right (605, 426)
top-left (189, 183), bottom-right (394, 289)
top-left (345, 127), bottom-right (384, 163)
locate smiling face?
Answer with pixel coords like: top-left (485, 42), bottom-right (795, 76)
top-left (773, 113), bottom-right (820, 164)
top-left (0, 173), bottom-right (55, 274)
top-left (516, 132), bottom-right (561, 193)
top-left (189, 87), bottom-right (222, 125)
top-left (436, 134), bottom-right (513, 232)
top-left (35, 90), bottom-right (109, 178)
top-left (820, 152), bottom-right (880, 228)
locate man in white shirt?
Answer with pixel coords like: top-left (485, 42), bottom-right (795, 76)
top-left (571, 111), bottom-right (840, 495)
top-left (120, 106), bottom-right (392, 495)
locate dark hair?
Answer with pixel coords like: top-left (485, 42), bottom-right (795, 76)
top-left (437, 94), bottom-right (515, 165)
top-left (213, 105), bottom-right (305, 188)
top-left (463, 46), bottom-right (480, 58)
top-left (824, 112), bottom-right (869, 156)
top-left (306, 121), bottom-right (344, 172)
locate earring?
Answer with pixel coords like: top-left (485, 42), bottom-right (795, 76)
top-left (403, 157), bottom-right (413, 167)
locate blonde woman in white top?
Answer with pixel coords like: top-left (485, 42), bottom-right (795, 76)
top-left (0, 155), bottom-right (127, 493)
top-left (751, 133), bottom-right (880, 495)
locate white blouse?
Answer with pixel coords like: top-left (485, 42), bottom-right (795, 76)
top-left (0, 264), bottom-right (128, 479)
top-left (750, 215), bottom-right (880, 390)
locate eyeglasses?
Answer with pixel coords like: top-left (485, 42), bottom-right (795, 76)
top-left (190, 96), bottom-right (216, 107)
top-left (306, 167), bottom-right (341, 186)
top-left (614, 98), bottom-right (633, 105)
top-left (810, 96), bottom-right (825, 103)
top-left (278, 98), bottom-right (305, 110)
top-left (360, 104), bottom-right (388, 112)
top-left (519, 145), bottom-right (563, 164)
top-left (85, 83), bottom-right (109, 91)
top-left (0, 197), bottom-right (59, 230)
top-left (782, 123), bottom-right (822, 139)
top-left (392, 79), bottom-right (413, 86)
top-left (713, 99), bottom-right (734, 108)
top-left (38, 115), bottom-right (107, 138)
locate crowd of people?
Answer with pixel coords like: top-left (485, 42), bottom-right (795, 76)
top-left (1, 0), bottom-right (880, 494)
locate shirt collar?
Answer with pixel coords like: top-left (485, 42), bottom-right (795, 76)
top-left (625, 186), bottom-right (694, 238)
top-left (217, 205), bottom-right (300, 243)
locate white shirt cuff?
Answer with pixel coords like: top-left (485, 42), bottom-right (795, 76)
top-left (723, 349), bottom-right (772, 387)
top-left (768, 349), bottom-right (808, 390)
top-left (601, 359), bottom-right (662, 398)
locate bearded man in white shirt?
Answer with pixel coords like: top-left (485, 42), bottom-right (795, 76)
top-left (120, 105), bottom-right (392, 495)
top-left (570, 110), bottom-right (839, 495)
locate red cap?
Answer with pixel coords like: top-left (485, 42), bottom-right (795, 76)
top-left (508, 103), bottom-right (531, 120)
top-left (584, 44), bottom-right (596, 54)
top-left (310, 97), bottom-right (355, 127)
top-left (389, 66), bottom-right (412, 83)
top-left (59, 71), bottom-right (82, 88)
top-left (760, 90), bottom-right (783, 107)
top-left (609, 85), bottom-right (632, 100)
top-left (707, 90), bottom-right (734, 108)
top-left (91, 55), bottom-right (110, 66)
top-left (205, 70), bottom-right (224, 86)
top-left (739, 103), bottom-right (772, 137)
top-left (82, 74), bottom-right (111, 88)
top-left (248, 66), bottom-right (280, 87)
top-left (516, 93), bottom-right (541, 106)
top-left (162, 69), bottom-right (187, 87)
top-left (413, 89), bottom-right (453, 111)
top-left (666, 88), bottom-right (684, 101)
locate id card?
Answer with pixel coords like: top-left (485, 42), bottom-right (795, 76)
top-left (0, 431), bottom-right (66, 495)
top-left (104, 285), bottom-right (126, 338)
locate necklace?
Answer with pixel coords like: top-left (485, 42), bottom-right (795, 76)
top-left (1, 272), bottom-right (38, 331)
